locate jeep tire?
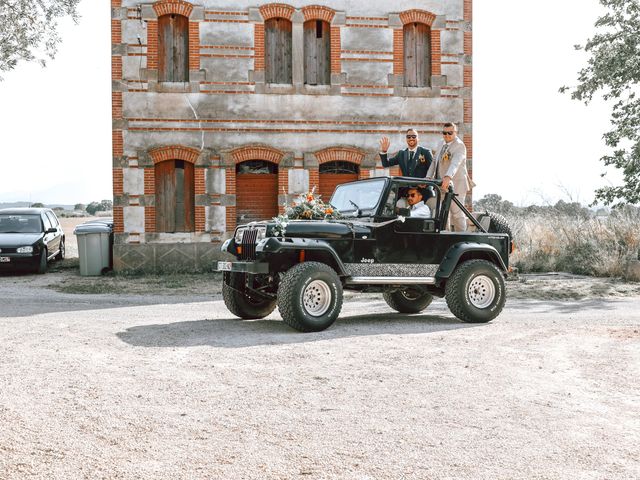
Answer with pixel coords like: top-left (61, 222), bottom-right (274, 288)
top-left (445, 259), bottom-right (505, 323)
top-left (222, 272), bottom-right (277, 319)
top-left (277, 262), bottom-right (343, 332)
top-left (383, 288), bottom-right (433, 314)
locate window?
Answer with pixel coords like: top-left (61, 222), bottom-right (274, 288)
top-left (265, 18), bottom-right (292, 84)
top-left (155, 160), bottom-right (195, 232)
top-left (404, 22), bottom-right (431, 87)
top-left (303, 20), bottom-right (330, 85)
top-left (158, 13), bottom-right (189, 82)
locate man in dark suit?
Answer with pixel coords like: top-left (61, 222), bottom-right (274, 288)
top-left (379, 128), bottom-right (433, 178)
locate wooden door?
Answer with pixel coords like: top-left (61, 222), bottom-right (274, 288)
top-left (404, 22), bottom-right (430, 87)
top-left (155, 160), bottom-right (195, 232)
top-left (158, 14), bottom-right (189, 82)
top-left (265, 18), bottom-right (292, 84)
top-left (304, 20), bottom-right (331, 85)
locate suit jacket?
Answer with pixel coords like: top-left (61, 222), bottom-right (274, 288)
top-left (380, 145), bottom-right (433, 178)
top-left (427, 136), bottom-right (472, 194)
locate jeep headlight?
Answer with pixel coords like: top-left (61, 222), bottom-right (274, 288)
top-left (234, 228), bottom-right (245, 244)
top-left (255, 226), bottom-right (267, 241)
top-left (17, 246), bottom-right (33, 253)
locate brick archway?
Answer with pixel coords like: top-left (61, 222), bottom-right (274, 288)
top-left (149, 145), bottom-right (200, 164)
top-left (313, 147), bottom-right (366, 199)
top-left (231, 146), bottom-right (285, 165)
top-left (259, 3), bottom-right (295, 21)
top-left (301, 5), bottom-right (335, 22)
top-left (152, 0), bottom-right (194, 17)
top-left (394, 9), bottom-right (441, 79)
top-left (399, 9), bottom-right (436, 26)
top-left (314, 147), bottom-right (366, 165)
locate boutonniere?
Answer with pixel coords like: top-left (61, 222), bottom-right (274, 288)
top-left (419, 154), bottom-right (426, 164)
top-left (443, 152), bottom-right (451, 162)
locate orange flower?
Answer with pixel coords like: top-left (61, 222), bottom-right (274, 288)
top-left (306, 194), bottom-right (314, 202)
top-left (325, 208), bottom-right (333, 215)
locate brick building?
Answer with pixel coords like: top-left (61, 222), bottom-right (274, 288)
top-left (111, 0), bottom-right (473, 272)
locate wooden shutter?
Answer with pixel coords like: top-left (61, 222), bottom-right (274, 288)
top-left (304, 20), bottom-right (331, 85)
top-left (265, 18), bottom-right (293, 84)
top-left (155, 160), bottom-right (195, 232)
top-left (404, 23), bottom-right (431, 87)
top-left (158, 14), bottom-right (189, 82)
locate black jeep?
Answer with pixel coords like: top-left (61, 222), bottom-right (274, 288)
top-left (217, 177), bottom-right (512, 332)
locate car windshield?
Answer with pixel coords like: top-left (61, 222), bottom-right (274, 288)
top-left (330, 179), bottom-right (386, 214)
top-left (0, 214), bottom-right (42, 233)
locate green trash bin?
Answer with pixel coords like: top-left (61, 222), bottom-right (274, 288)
top-left (74, 220), bottom-right (113, 276)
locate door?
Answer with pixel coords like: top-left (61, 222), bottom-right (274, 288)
top-left (304, 20), bottom-right (331, 85)
top-left (155, 160), bottom-right (195, 232)
top-left (404, 22), bottom-right (430, 87)
top-left (236, 161), bottom-right (278, 224)
top-left (265, 18), bottom-right (293, 84)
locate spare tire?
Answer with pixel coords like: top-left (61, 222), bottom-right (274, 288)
top-left (476, 211), bottom-right (514, 243)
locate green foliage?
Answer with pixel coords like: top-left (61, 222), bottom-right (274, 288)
top-left (85, 200), bottom-right (112, 215)
top-left (561, 0), bottom-right (640, 206)
top-left (74, 203), bottom-right (85, 211)
top-left (0, 0), bottom-right (80, 77)
top-left (30, 202), bottom-right (44, 208)
top-left (273, 191), bottom-right (342, 236)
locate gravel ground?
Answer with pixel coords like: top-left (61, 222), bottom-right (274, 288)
top-left (1, 265), bottom-right (639, 479)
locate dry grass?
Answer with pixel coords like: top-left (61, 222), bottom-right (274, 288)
top-left (506, 208), bottom-right (640, 279)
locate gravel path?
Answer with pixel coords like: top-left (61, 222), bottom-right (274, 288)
top-left (1, 270), bottom-right (639, 479)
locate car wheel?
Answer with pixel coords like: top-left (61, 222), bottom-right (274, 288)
top-left (36, 249), bottom-right (48, 274)
top-left (445, 259), bottom-right (505, 323)
top-left (383, 288), bottom-right (433, 314)
top-left (222, 272), bottom-right (277, 319)
top-left (55, 238), bottom-right (65, 261)
top-left (277, 262), bottom-right (343, 332)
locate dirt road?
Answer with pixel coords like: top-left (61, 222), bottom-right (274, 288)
top-left (1, 269), bottom-right (639, 479)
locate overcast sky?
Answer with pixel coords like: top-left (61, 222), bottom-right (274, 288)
top-left (0, 0), bottom-right (614, 206)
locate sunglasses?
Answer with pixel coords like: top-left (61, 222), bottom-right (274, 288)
top-left (408, 193), bottom-right (420, 197)
top-left (406, 135), bottom-right (417, 139)
top-left (442, 131), bottom-right (454, 135)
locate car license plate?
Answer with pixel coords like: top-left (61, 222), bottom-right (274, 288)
top-left (217, 261), bottom-right (232, 271)
top-left (0, 257), bottom-right (9, 263)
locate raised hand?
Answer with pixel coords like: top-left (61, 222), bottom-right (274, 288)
top-left (379, 136), bottom-right (390, 153)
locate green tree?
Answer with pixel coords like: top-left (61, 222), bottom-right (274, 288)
top-left (74, 203), bottom-right (85, 211)
top-left (0, 0), bottom-right (80, 77)
top-left (85, 201), bottom-right (100, 215)
top-left (99, 199), bottom-right (113, 212)
top-left (561, 0), bottom-right (640, 206)
top-left (30, 202), bottom-right (44, 208)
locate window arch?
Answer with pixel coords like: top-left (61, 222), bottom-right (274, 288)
top-left (403, 22), bottom-right (431, 87)
top-left (265, 17), bottom-right (293, 84)
top-left (158, 13), bottom-right (189, 82)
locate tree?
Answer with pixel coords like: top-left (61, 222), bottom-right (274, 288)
top-left (99, 199), bottom-right (113, 212)
top-left (0, 0), bottom-right (80, 77)
top-left (85, 201), bottom-right (101, 215)
top-left (561, 0), bottom-right (640, 206)
top-left (30, 202), bottom-right (44, 208)
top-left (473, 194), bottom-right (515, 215)
top-left (74, 203), bottom-right (85, 211)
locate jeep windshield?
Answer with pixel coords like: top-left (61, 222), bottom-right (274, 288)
top-left (330, 179), bottom-right (386, 215)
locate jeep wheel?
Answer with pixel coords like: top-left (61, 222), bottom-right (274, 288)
top-left (383, 288), bottom-right (433, 314)
top-left (222, 272), bottom-right (277, 319)
top-left (277, 262), bottom-right (343, 332)
top-left (445, 259), bottom-right (505, 323)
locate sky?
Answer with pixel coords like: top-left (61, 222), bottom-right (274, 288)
top-left (0, 0), bottom-right (615, 206)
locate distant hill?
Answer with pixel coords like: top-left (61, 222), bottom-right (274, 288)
top-left (0, 202), bottom-right (76, 210)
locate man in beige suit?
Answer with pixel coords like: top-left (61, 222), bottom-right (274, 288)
top-left (426, 122), bottom-right (472, 231)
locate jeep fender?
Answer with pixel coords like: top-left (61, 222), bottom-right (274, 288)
top-left (436, 242), bottom-right (507, 280)
top-left (256, 237), bottom-right (348, 276)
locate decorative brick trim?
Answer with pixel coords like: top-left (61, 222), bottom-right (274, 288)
top-left (147, 21), bottom-right (158, 70)
top-left (259, 3), bottom-right (295, 21)
top-left (113, 207), bottom-right (124, 234)
top-left (314, 147), bottom-right (366, 165)
top-left (144, 169), bottom-right (155, 195)
top-left (111, 20), bottom-right (122, 44)
top-left (302, 5), bottom-right (335, 22)
top-left (309, 169), bottom-right (320, 192)
top-left (431, 29), bottom-right (441, 76)
top-left (195, 206), bottom-right (206, 231)
top-left (393, 29), bottom-right (403, 75)
top-left (149, 145), bottom-right (200, 164)
top-left (254, 23), bottom-right (265, 71)
top-left (111, 0), bottom-right (122, 7)
top-left (399, 9), bottom-right (436, 26)
top-left (112, 92), bottom-right (122, 119)
top-left (464, 0), bottom-right (472, 22)
top-left (113, 169), bottom-right (124, 195)
top-left (464, 134), bottom-right (472, 162)
top-left (231, 146), bottom-right (284, 164)
top-left (153, 0), bottom-right (193, 18)
top-left (278, 169), bottom-right (289, 212)
top-left (195, 168), bottom-right (206, 194)
top-left (145, 206), bottom-right (156, 233)
top-left (112, 56), bottom-right (122, 81)
top-left (189, 22), bottom-right (200, 70)
top-left (330, 26), bottom-right (341, 74)
top-left (113, 130), bottom-right (123, 157)
top-left (226, 206), bottom-right (237, 232)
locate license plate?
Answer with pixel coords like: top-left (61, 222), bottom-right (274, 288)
top-left (217, 261), bottom-right (232, 271)
top-left (0, 257), bottom-right (9, 263)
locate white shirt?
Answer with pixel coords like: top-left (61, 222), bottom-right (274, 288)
top-left (409, 201), bottom-right (431, 218)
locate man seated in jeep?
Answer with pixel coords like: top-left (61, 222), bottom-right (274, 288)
top-left (396, 187), bottom-right (431, 217)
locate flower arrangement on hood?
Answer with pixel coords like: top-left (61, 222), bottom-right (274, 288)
top-left (272, 188), bottom-right (342, 236)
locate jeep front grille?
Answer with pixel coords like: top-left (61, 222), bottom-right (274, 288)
top-left (240, 228), bottom-right (258, 260)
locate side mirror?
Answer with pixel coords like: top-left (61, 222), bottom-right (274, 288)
top-left (46, 227), bottom-right (57, 234)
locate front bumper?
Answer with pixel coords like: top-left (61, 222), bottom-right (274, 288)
top-left (0, 253), bottom-right (38, 269)
top-left (215, 261), bottom-right (269, 274)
